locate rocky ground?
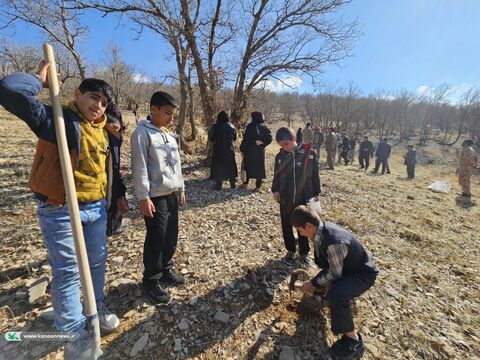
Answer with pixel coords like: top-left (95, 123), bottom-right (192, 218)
top-left (0, 108), bottom-right (479, 360)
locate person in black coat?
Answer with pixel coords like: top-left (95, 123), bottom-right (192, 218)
top-left (209, 111), bottom-right (238, 190)
top-left (358, 136), bottom-right (374, 170)
top-left (105, 103), bottom-right (128, 236)
top-left (373, 138), bottom-right (392, 174)
top-left (296, 127), bottom-right (303, 145)
top-left (404, 145), bottom-right (417, 179)
top-left (340, 135), bottom-right (351, 165)
top-left (240, 111), bottom-right (272, 189)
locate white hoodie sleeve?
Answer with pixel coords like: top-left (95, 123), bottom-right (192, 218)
top-left (131, 127), bottom-right (151, 201)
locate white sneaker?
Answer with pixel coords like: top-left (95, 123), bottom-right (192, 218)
top-left (98, 306), bottom-right (120, 334)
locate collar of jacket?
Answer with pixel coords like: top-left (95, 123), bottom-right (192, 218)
top-left (67, 101), bottom-right (107, 128)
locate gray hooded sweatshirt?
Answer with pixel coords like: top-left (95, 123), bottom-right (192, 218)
top-left (131, 120), bottom-right (185, 200)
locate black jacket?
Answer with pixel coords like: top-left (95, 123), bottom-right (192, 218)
top-left (359, 140), bottom-right (374, 157)
top-left (239, 119), bottom-right (272, 179)
top-left (209, 120), bottom-right (238, 180)
top-left (313, 221), bottom-right (378, 284)
top-left (271, 145), bottom-right (321, 207)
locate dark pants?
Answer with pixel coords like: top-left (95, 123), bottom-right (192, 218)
top-left (326, 272), bottom-right (377, 334)
top-left (359, 155), bottom-right (370, 169)
top-left (406, 164), bottom-right (415, 178)
top-left (341, 150), bottom-right (349, 165)
top-left (244, 178), bottom-right (262, 188)
top-left (374, 158), bottom-right (388, 173)
top-left (280, 202), bottom-right (310, 255)
top-left (215, 179), bottom-right (236, 189)
top-left (143, 194), bottom-right (178, 283)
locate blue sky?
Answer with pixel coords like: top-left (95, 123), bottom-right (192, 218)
top-left (3, 0), bottom-right (480, 99)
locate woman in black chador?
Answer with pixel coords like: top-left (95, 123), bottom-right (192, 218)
top-left (240, 111), bottom-right (272, 189)
top-left (209, 110), bottom-right (238, 190)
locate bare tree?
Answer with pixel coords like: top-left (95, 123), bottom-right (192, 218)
top-left (278, 92), bottom-right (298, 128)
top-left (417, 84), bottom-right (451, 145)
top-left (0, 0), bottom-right (88, 79)
top-left (0, 39), bottom-right (40, 74)
top-left (229, 0), bottom-right (358, 126)
top-left (92, 43), bottom-right (135, 104)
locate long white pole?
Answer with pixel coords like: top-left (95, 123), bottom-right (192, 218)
top-left (42, 43), bottom-right (101, 357)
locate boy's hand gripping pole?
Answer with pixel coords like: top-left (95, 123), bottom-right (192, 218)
top-left (43, 43), bottom-right (102, 359)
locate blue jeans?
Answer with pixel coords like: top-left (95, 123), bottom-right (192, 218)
top-left (37, 199), bottom-right (107, 333)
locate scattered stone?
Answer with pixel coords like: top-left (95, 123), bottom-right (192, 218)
top-left (129, 333), bottom-right (149, 358)
top-left (401, 228), bottom-right (421, 241)
top-left (407, 195), bottom-right (414, 200)
top-left (214, 310), bottom-right (229, 324)
top-left (188, 296), bottom-right (199, 306)
top-left (174, 339), bottom-right (182, 352)
top-left (39, 307), bottom-right (54, 321)
top-left (279, 345), bottom-right (295, 360)
top-left (28, 277), bottom-right (49, 304)
top-left (178, 319), bottom-right (189, 331)
top-left (112, 256), bottom-right (124, 263)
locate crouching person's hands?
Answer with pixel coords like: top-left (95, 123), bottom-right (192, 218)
top-left (300, 281), bottom-right (316, 296)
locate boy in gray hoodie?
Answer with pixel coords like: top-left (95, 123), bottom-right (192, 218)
top-left (131, 91), bottom-right (186, 304)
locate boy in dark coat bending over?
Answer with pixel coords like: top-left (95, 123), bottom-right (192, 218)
top-left (290, 205), bottom-right (378, 360)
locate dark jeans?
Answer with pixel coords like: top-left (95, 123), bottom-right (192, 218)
top-left (374, 158), bottom-right (388, 173)
top-left (358, 155), bottom-right (370, 169)
top-left (326, 272), bottom-right (377, 334)
top-left (341, 150), bottom-right (349, 165)
top-left (244, 178), bottom-right (262, 188)
top-left (143, 193), bottom-right (178, 283)
top-left (406, 164), bottom-right (415, 178)
top-left (280, 202), bottom-right (310, 255)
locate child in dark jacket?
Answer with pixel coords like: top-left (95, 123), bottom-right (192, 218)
top-left (291, 205), bottom-right (378, 360)
top-left (271, 127), bottom-right (321, 267)
top-left (404, 145), bottom-right (417, 179)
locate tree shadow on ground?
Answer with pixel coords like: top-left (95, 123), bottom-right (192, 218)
top-left (246, 295), bottom-right (330, 359)
top-left (182, 177), bottom-right (260, 210)
top-left (100, 259), bottom-right (291, 359)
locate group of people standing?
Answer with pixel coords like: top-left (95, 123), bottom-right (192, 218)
top-left (208, 111), bottom-right (272, 190)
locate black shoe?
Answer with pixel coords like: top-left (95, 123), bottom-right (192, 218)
top-left (329, 333), bottom-right (365, 360)
top-left (299, 254), bottom-right (310, 268)
top-left (283, 251), bottom-right (295, 266)
top-left (160, 269), bottom-right (185, 285)
top-left (143, 281), bottom-right (171, 304)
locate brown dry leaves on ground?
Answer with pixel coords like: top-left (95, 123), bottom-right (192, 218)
top-left (0, 109), bottom-right (479, 360)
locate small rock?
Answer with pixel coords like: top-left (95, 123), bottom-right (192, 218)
top-left (39, 307), bottom-right (54, 321)
top-left (178, 319), bottom-right (189, 331)
top-left (174, 338), bottom-right (182, 352)
top-left (112, 256), bottom-right (124, 263)
top-left (188, 296), bottom-right (199, 306)
top-left (181, 268), bottom-right (188, 275)
top-left (407, 195), bottom-right (414, 200)
top-left (214, 310), bottom-right (229, 324)
top-left (28, 277), bottom-right (49, 304)
top-left (279, 346), bottom-right (295, 360)
top-left (402, 228), bottom-right (421, 241)
top-left (129, 333), bottom-right (149, 358)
